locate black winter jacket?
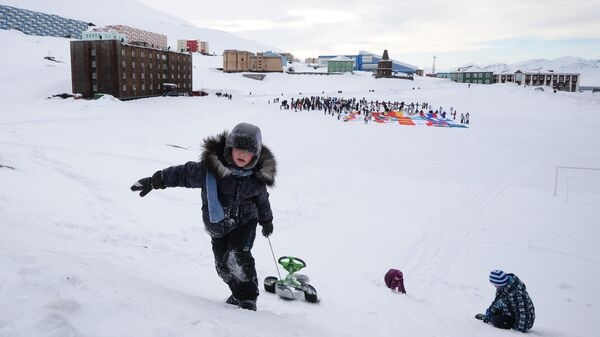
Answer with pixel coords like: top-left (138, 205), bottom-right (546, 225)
top-left (160, 131), bottom-right (276, 237)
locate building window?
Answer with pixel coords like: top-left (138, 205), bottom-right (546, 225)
top-left (141, 73), bottom-right (145, 79)
top-left (142, 84), bottom-right (145, 91)
top-left (131, 50), bottom-right (135, 57)
top-left (141, 51), bottom-right (144, 58)
top-left (92, 72), bottom-right (96, 79)
top-left (123, 84), bottom-right (127, 91)
top-left (122, 61), bottom-right (126, 68)
top-left (122, 49), bottom-right (125, 56)
top-left (91, 48), bottom-right (96, 56)
top-left (132, 73), bottom-right (136, 79)
top-left (132, 62), bottom-right (135, 68)
top-left (91, 61), bottom-right (96, 67)
top-left (123, 72), bottom-right (126, 79)
top-left (93, 84), bottom-right (97, 91)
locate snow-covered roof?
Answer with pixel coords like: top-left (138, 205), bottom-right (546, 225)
top-left (329, 56), bottom-right (353, 62)
top-left (456, 65), bottom-right (490, 73)
top-left (360, 50), bottom-right (418, 70)
top-left (513, 68), bottom-right (580, 75)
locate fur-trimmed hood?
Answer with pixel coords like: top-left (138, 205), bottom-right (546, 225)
top-left (200, 131), bottom-right (276, 187)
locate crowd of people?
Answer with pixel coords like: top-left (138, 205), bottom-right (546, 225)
top-left (277, 95), bottom-right (471, 125)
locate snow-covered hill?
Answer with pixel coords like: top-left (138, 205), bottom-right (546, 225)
top-left (1, 0), bottom-right (276, 53)
top-left (1, 3), bottom-right (600, 337)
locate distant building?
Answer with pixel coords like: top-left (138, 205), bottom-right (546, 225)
top-left (375, 49), bottom-right (392, 78)
top-left (223, 50), bottom-right (253, 72)
top-left (327, 56), bottom-right (354, 73)
top-left (177, 39), bottom-right (210, 54)
top-left (279, 52), bottom-right (294, 63)
top-left (436, 65), bottom-right (493, 84)
top-left (70, 40), bottom-right (192, 99)
top-left (318, 51), bottom-right (417, 74)
top-left (222, 50), bottom-right (283, 72)
top-left (82, 29), bottom-right (128, 43)
top-left (494, 70), bottom-right (580, 92)
top-left (0, 5), bottom-right (89, 39)
top-left (255, 51), bottom-right (285, 71)
top-left (199, 41), bottom-right (209, 54)
top-left (305, 57), bottom-right (318, 64)
top-left (99, 25), bottom-right (167, 49)
top-left (438, 66), bottom-right (580, 92)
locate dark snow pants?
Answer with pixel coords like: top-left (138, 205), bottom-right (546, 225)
top-left (490, 313), bottom-right (515, 330)
top-left (211, 224), bottom-right (259, 301)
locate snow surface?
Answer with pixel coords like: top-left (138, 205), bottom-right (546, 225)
top-left (2, 6), bottom-right (600, 337)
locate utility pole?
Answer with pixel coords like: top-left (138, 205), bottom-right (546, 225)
top-left (432, 55), bottom-right (436, 74)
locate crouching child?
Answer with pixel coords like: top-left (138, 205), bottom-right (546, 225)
top-left (476, 269), bottom-right (535, 332)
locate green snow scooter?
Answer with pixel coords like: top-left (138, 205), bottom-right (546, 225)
top-left (263, 256), bottom-right (319, 303)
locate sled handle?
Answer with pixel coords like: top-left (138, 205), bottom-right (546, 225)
top-left (278, 256), bottom-right (306, 273)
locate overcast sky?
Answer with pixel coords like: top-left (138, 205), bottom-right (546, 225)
top-left (139, 0), bottom-right (600, 70)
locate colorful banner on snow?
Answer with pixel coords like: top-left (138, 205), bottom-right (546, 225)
top-left (344, 111), bottom-right (468, 128)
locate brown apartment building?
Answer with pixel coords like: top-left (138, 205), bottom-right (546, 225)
top-left (70, 40), bottom-right (192, 99)
top-left (223, 50), bottom-right (283, 73)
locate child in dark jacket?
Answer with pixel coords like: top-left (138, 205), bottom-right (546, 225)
top-left (130, 122), bottom-right (276, 311)
top-left (476, 270), bottom-right (535, 332)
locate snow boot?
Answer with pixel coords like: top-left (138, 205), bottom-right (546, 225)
top-left (239, 299), bottom-right (257, 311)
top-left (226, 295), bottom-right (239, 306)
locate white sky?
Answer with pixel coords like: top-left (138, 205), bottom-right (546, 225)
top-left (138, 0), bottom-right (600, 69)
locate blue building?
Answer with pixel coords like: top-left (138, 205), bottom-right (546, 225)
top-left (0, 5), bottom-right (90, 39)
top-left (317, 50), bottom-right (417, 74)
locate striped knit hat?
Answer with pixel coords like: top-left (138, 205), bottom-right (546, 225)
top-left (489, 270), bottom-right (509, 286)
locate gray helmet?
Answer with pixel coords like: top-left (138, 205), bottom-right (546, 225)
top-left (224, 122), bottom-right (262, 169)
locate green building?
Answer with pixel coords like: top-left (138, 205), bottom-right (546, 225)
top-left (327, 56), bottom-right (354, 73)
top-left (437, 65), bottom-right (493, 84)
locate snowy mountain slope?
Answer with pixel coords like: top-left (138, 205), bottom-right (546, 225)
top-left (2, 13), bottom-right (600, 337)
top-left (1, 0), bottom-right (275, 53)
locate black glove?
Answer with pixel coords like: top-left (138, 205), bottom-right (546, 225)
top-left (130, 171), bottom-right (164, 197)
top-left (260, 222), bottom-right (273, 237)
top-left (475, 313), bottom-right (485, 321)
